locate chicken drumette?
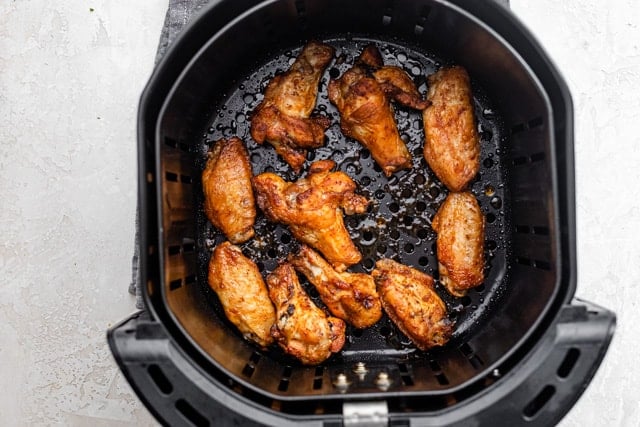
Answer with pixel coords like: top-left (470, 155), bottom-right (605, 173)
top-left (432, 191), bottom-right (485, 297)
top-left (423, 66), bottom-right (480, 191)
top-left (289, 245), bottom-right (382, 329)
top-left (250, 41), bottom-right (335, 173)
top-left (372, 258), bottom-right (452, 350)
top-left (207, 242), bottom-right (276, 347)
top-left (267, 262), bottom-right (346, 365)
top-left (253, 159), bottom-right (369, 272)
top-left (328, 44), bottom-right (429, 176)
top-left (201, 137), bottom-right (256, 244)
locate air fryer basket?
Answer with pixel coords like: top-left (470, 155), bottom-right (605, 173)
top-left (109, 1), bottom-right (615, 426)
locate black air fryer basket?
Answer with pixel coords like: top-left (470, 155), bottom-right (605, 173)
top-left (109, 1), bottom-right (615, 425)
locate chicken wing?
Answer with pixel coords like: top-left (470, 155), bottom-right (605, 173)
top-left (372, 258), bottom-right (452, 350)
top-left (328, 44), bottom-right (429, 177)
top-left (202, 137), bottom-right (256, 244)
top-left (267, 262), bottom-right (346, 365)
top-left (253, 159), bottom-right (368, 272)
top-left (289, 245), bottom-right (382, 329)
top-left (207, 242), bottom-right (276, 347)
top-left (432, 192), bottom-right (485, 297)
top-left (423, 66), bottom-right (480, 191)
top-left (250, 41), bottom-right (334, 172)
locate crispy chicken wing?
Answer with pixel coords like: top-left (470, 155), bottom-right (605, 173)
top-left (250, 41), bottom-right (335, 172)
top-left (328, 44), bottom-right (429, 177)
top-left (423, 66), bottom-right (480, 191)
top-left (432, 192), bottom-right (485, 297)
top-left (253, 160), bottom-right (368, 272)
top-left (207, 242), bottom-right (276, 347)
top-left (289, 245), bottom-right (382, 329)
top-left (202, 137), bottom-right (256, 244)
top-left (267, 262), bottom-right (346, 365)
top-left (372, 259), bottom-right (452, 350)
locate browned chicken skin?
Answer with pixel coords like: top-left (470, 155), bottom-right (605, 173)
top-left (267, 262), bottom-right (346, 365)
top-left (432, 192), bottom-right (485, 297)
top-left (328, 44), bottom-right (429, 177)
top-left (252, 160), bottom-right (368, 272)
top-left (289, 245), bottom-right (382, 329)
top-left (372, 259), bottom-right (453, 350)
top-left (202, 137), bottom-right (256, 244)
top-left (207, 242), bottom-right (276, 347)
top-left (423, 66), bottom-right (480, 191)
top-left (250, 41), bottom-right (335, 172)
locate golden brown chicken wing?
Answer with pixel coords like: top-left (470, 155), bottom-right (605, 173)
top-left (201, 137), bottom-right (256, 244)
top-left (328, 44), bottom-right (429, 177)
top-left (250, 41), bottom-right (334, 172)
top-left (253, 159), bottom-right (368, 272)
top-left (432, 192), bottom-right (485, 297)
top-left (207, 242), bottom-right (276, 347)
top-left (289, 245), bottom-right (382, 329)
top-left (267, 262), bottom-right (346, 365)
top-left (372, 258), bottom-right (452, 350)
top-left (423, 66), bottom-right (480, 191)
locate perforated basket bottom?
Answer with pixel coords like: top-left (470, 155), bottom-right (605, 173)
top-left (195, 36), bottom-right (511, 367)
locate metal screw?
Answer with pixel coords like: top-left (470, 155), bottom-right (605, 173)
top-left (333, 373), bottom-right (351, 393)
top-left (492, 368), bottom-right (501, 378)
top-left (375, 371), bottom-right (392, 391)
top-left (353, 362), bottom-right (369, 380)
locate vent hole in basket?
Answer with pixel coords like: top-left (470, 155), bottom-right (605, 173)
top-left (178, 142), bottom-right (189, 152)
top-left (278, 365), bottom-right (293, 391)
top-left (530, 152), bottom-right (546, 163)
top-left (557, 348), bottom-right (581, 379)
top-left (416, 201), bottom-right (427, 212)
top-left (515, 225), bottom-right (530, 234)
top-left (528, 116), bottom-right (544, 128)
top-left (418, 256), bottom-right (428, 266)
top-left (389, 202), bottom-right (400, 213)
top-left (516, 257), bottom-right (533, 267)
top-left (523, 385), bottom-right (556, 419)
top-left (242, 363), bottom-right (255, 378)
top-left (165, 171), bottom-right (179, 182)
top-left (513, 156), bottom-right (528, 166)
top-left (180, 174), bottom-right (193, 184)
top-left (459, 342), bottom-right (484, 368)
top-left (185, 274), bottom-right (196, 285)
top-left (183, 242), bottom-right (195, 253)
top-left (313, 366), bottom-right (324, 390)
top-left (399, 363), bottom-right (414, 386)
top-left (164, 136), bottom-right (178, 148)
top-left (429, 360), bottom-right (449, 385)
top-left (280, 233), bottom-right (292, 244)
top-left (533, 226), bottom-right (550, 235)
top-left (169, 279), bottom-right (182, 291)
top-left (176, 399), bottom-right (209, 427)
top-left (168, 245), bottom-right (181, 255)
top-left (249, 351), bottom-right (261, 365)
top-left (147, 364), bottom-right (173, 395)
top-left (534, 260), bottom-right (552, 270)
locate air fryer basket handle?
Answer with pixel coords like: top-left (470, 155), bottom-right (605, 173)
top-left (108, 300), bottom-right (614, 427)
top-left (418, 299), bottom-right (615, 427)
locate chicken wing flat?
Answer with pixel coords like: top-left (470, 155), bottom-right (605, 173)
top-left (253, 159), bottom-right (369, 272)
top-left (201, 137), bottom-right (256, 244)
top-left (289, 245), bottom-right (382, 329)
top-left (432, 192), bottom-right (485, 297)
top-left (208, 242), bottom-right (276, 347)
top-left (267, 262), bottom-right (346, 365)
top-left (250, 41), bottom-right (334, 172)
top-left (328, 44), bottom-right (429, 177)
top-left (423, 66), bottom-right (480, 191)
top-left (372, 258), bottom-right (452, 350)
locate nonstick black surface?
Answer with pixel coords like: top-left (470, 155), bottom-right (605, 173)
top-left (196, 36), bottom-right (510, 364)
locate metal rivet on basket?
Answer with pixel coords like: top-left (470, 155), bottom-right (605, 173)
top-left (375, 372), bottom-right (392, 391)
top-left (333, 373), bottom-right (351, 393)
top-left (353, 362), bottom-right (369, 380)
top-left (492, 368), bottom-right (501, 378)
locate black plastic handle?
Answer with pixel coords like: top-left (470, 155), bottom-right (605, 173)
top-left (108, 300), bottom-right (614, 427)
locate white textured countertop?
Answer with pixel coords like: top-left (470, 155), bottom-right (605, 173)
top-left (0, 0), bottom-right (637, 425)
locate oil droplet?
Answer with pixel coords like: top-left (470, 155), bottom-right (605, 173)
top-left (243, 94), bottom-right (254, 104)
top-left (485, 185), bottom-right (495, 197)
top-left (236, 113), bottom-right (246, 124)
